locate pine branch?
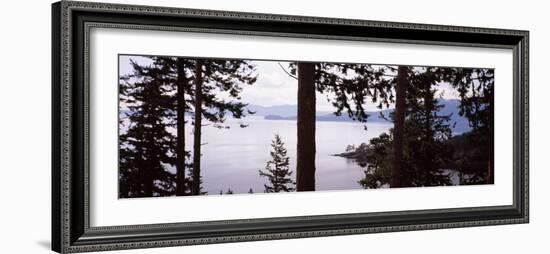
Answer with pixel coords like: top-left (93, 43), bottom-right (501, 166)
top-left (278, 62), bottom-right (298, 80)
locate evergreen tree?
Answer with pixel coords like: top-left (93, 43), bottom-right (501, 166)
top-left (390, 66), bottom-right (408, 187)
top-left (443, 68), bottom-right (494, 183)
top-left (135, 57), bottom-right (258, 195)
top-left (190, 59), bottom-right (257, 194)
top-left (359, 67), bottom-right (454, 188)
top-left (286, 62), bottom-right (393, 191)
top-left (192, 60), bottom-right (204, 195)
top-left (175, 58), bottom-right (191, 196)
top-left (401, 67), bottom-right (453, 186)
top-left (259, 134), bottom-right (296, 192)
top-left (124, 56), bottom-right (194, 196)
top-left (119, 59), bottom-right (177, 197)
top-left (358, 133), bottom-right (392, 188)
top-left (445, 132), bottom-right (489, 184)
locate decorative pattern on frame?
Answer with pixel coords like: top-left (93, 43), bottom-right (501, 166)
top-left (53, 1), bottom-right (529, 253)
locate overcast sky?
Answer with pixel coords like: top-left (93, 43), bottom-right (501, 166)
top-left (119, 55), bottom-right (460, 112)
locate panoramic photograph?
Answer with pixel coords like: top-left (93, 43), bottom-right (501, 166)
top-left (118, 54), bottom-right (494, 198)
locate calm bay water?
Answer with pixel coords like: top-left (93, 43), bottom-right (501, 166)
top-left (184, 116), bottom-right (392, 194)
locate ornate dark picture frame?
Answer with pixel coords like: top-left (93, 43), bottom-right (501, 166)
top-left (52, 1), bottom-right (529, 253)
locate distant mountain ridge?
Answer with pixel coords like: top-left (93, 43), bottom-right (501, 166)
top-left (245, 104), bottom-right (301, 117)
top-left (247, 99), bottom-right (472, 134)
top-left (263, 111), bottom-right (391, 123)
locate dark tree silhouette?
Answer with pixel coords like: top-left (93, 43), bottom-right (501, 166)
top-left (390, 66), bottom-right (408, 187)
top-left (259, 134), bottom-right (296, 192)
top-left (402, 67), bottom-right (453, 186)
top-left (287, 62), bottom-right (393, 191)
top-left (358, 133), bottom-right (392, 188)
top-left (296, 63), bottom-right (316, 191)
top-left (192, 60), bottom-right (204, 195)
top-left (388, 66), bottom-right (453, 187)
top-left (444, 68), bottom-right (494, 183)
top-left (357, 66), bottom-right (480, 188)
top-left (446, 132), bottom-right (489, 184)
top-left (189, 58), bottom-right (257, 195)
top-left (134, 56), bottom-right (195, 196)
top-left (119, 60), bottom-right (176, 197)
top-left (175, 58), bottom-right (191, 196)
top-left (136, 57), bottom-right (257, 195)
top-left (119, 56), bottom-right (256, 197)
top-left (119, 56), bottom-right (494, 196)
top-left (314, 63), bottom-right (394, 122)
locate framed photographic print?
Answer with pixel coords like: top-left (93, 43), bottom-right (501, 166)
top-left (51, 1), bottom-right (529, 253)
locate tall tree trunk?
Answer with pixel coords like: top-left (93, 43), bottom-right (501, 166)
top-left (296, 62), bottom-right (316, 191)
top-left (423, 75), bottom-right (433, 178)
top-left (487, 99), bottom-right (494, 184)
top-left (391, 66), bottom-right (407, 188)
top-left (142, 161), bottom-right (154, 197)
top-left (175, 58), bottom-right (187, 196)
top-left (192, 60), bottom-right (203, 195)
top-left (487, 147), bottom-right (493, 184)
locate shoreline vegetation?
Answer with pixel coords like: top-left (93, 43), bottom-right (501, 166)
top-left (333, 131), bottom-right (488, 187)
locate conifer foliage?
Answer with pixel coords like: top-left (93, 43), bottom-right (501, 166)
top-left (286, 62), bottom-right (394, 191)
top-left (445, 68), bottom-right (494, 183)
top-left (259, 134), bottom-right (296, 193)
top-left (119, 56), bottom-right (257, 197)
top-left (358, 66), bottom-right (482, 188)
top-left (119, 59), bottom-right (177, 198)
top-left (118, 55), bottom-right (494, 197)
